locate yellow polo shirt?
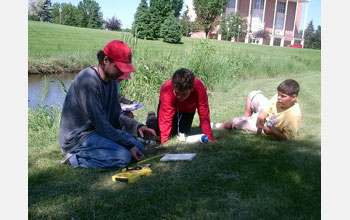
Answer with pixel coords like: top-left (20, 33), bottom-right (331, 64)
top-left (263, 94), bottom-right (301, 140)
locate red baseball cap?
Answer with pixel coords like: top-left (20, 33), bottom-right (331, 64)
top-left (103, 40), bottom-right (136, 73)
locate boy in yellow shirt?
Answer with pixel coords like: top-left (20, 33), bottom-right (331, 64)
top-left (211, 79), bottom-right (301, 140)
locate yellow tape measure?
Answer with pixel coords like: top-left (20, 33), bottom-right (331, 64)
top-left (111, 164), bottom-right (152, 183)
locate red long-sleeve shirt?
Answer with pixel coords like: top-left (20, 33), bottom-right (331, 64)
top-left (158, 77), bottom-right (213, 143)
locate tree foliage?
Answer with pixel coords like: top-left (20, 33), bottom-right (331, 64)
top-left (28, 0), bottom-right (53, 22)
top-left (303, 21), bottom-right (321, 50)
top-left (76, 0), bottom-right (104, 29)
top-left (160, 12), bottom-right (182, 43)
top-left (312, 25), bottom-right (321, 49)
top-left (105, 16), bottom-right (122, 31)
top-left (51, 3), bottom-right (79, 26)
top-left (148, 0), bottom-right (183, 39)
top-left (144, 0), bottom-right (183, 39)
top-left (132, 0), bottom-right (155, 39)
top-left (132, 0), bottom-right (183, 40)
top-left (253, 30), bottom-right (269, 39)
top-left (219, 12), bottom-right (246, 40)
top-left (179, 5), bottom-right (193, 37)
top-left (193, 0), bottom-right (230, 38)
top-left (31, 0), bottom-right (104, 29)
top-left (304, 20), bottom-right (314, 48)
top-left (150, 0), bottom-right (183, 18)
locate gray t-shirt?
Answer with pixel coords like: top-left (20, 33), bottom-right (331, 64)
top-left (59, 66), bottom-right (142, 153)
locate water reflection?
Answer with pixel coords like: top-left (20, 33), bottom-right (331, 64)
top-left (28, 73), bottom-right (76, 109)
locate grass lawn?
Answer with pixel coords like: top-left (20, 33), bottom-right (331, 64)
top-left (28, 20), bottom-right (320, 219)
top-left (28, 71), bottom-right (320, 219)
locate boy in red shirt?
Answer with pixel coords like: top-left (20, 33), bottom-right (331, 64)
top-left (152, 68), bottom-right (214, 143)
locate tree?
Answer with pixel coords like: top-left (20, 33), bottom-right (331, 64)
top-left (51, 3), bottom-right (79, 26)
top-left (193, 0), bottom-right (230, 38)
top-left (149, 0), bottom-right (184, 39)
top-left (105, 16), bottom-right (122, 31)
top-left (76, 0), bottom-right (103, 29)
top-left (171, 0), bottom-right (184, 18)
top-left (160, 12), bottom-right (182, 43)
top-left (132, 0), bottom-right (155, 39)
top-left (312, 25), bottom-right (321, 50)
top-left (28, 0), bottom-right (53, 22)
top-left (304, 20), bottom-right (315, 49)
top-left (179, 5), bottom-right (193, 37)
top-left (149, 0), bottom-right (183, 18)
top-left (219, 12), bottom-right (246, 41)
top-left (51, 3), bottom-right (60, 23)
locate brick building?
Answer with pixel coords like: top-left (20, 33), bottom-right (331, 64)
top-left (188, 0), bottom-right (311, 47)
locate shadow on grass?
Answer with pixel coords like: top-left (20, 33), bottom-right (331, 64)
top-left (29, 128), bottom-right (320, 219)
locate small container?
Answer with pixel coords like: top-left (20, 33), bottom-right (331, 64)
top-left (136, 137), bottom-right (157, 146)
top-left (265, 118), bottom-right (276, 128)
top-left (185, 134), bottom-right (209, 143)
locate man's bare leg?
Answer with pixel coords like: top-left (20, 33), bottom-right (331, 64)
top-left (220, 121), bottom-right (233, 130)
top-left (211, 119), bottom-right (245, 130)
top-left (211, 121), bottom-right (232, 129)
top-left (243, 91), bottom-right (254, 117)
top-left (211, 91), bottom-right (260, 130)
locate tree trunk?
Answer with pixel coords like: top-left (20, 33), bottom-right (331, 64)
top-left (205, 30), bottom-right (209, 39)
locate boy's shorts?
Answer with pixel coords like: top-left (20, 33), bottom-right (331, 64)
top-left (231, 90), bottom-right (269, 132)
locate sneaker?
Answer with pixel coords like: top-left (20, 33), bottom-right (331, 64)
top-left (60, 153), bottom-right (72, 165)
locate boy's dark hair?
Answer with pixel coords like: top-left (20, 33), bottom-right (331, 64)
top-left (172, 68), bottom-right (195, 91)
top-left (97, 50), bottom-right (114, 66)
top-left (277, 79), bottom-right (300, 96)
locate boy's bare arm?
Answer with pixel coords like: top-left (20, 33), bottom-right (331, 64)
top-left (263, 126), bottom-right (287, 141)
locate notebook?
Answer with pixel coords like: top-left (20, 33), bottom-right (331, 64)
top-left (160, 153), bottom-right (197, 162)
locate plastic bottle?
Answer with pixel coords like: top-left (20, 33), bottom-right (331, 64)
top-left (185, 134), bottom-right (209, 143)
top-left (265, 118), bottom-right (276, 128)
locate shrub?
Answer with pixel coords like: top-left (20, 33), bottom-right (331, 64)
top-left (160, 13), bottom-right (182, 43)
top-left (105, 16), bottom-right (122, 31)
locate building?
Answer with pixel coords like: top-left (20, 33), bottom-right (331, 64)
top-left (188, 0), bottom-right (311, 47)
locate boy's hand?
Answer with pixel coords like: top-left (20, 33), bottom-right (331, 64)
top-left (263, 126), bottom-right (273, 135)
top-left (138, 125), bottom-right (157, 137)
top-left (130, 146), bottom-right (145, 161)
top-left (256, 116), bottom-right (265, 129)
top-left (263, 126), bottom-right (287, 141)
top-left (256, 109), bottom-right (268, 129)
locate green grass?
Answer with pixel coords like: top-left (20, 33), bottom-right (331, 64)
top-left (28, 71), bottom-right (320, 220)
top-left (29, 20), bottom-right (320, 103)
top-left (29, 21), bottom-right (320, 219)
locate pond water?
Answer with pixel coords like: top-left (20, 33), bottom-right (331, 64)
top-left (28, 73), bottom-right (76, 109)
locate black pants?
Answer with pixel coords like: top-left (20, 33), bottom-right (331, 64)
top-left (148, 102), bottom-right (195, 137)
top-left (170, 111), bottom-right (195, 136)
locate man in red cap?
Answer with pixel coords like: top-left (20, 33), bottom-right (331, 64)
top-left (59, 40), bottom-right (156, 168)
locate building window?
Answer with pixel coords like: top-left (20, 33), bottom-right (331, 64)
top-left (227, 0), bottom-right (236, 8)
top-left (254, 0), bottom-right (264, 10)
top-left (277, 1), bottom-right (286, 13)
top-left (275, 17), bottom-right (284, 30)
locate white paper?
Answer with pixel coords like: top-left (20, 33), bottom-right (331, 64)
top-left (160, 153), bottom-right (197, 162)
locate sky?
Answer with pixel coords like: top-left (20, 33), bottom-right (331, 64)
top-left (51, 0), bottom-right (321, 30)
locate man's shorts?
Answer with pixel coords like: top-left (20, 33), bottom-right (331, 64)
top-left (231, 90), bottom-right (269, 132)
